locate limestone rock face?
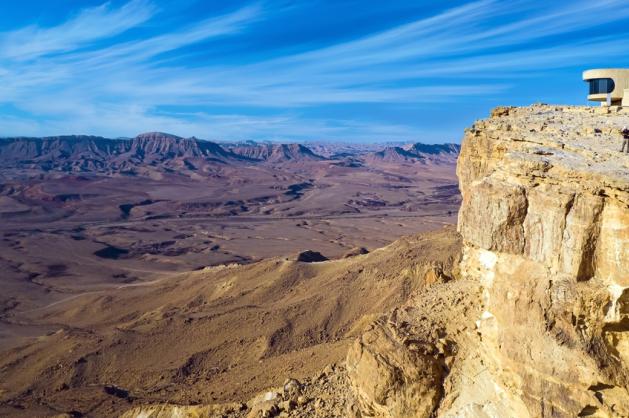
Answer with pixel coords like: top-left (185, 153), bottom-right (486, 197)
top-left (454, 105), bottom-right (629, 417)
top-left (458, 106), bottom-right (629, 283)
top-left (349, 105), bottom-right (629, 417)
top-left (347, 279), bottom-right (479, 418)
top-left (347, 317), bottom-right (445, 418)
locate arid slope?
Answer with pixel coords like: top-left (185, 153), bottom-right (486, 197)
top-left (0, 228), bottom-right (461, 417)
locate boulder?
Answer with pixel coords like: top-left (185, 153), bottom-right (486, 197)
top-left (295, 250), bottom-right (328, 263)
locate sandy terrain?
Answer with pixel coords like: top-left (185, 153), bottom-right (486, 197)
top-left (0, 227), bottom-right (461, 417)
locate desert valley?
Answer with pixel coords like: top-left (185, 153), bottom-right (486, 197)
top-left (0, 133), bottom-right (459, 322)
top-left (0, 133), bottom-right (461, 416)
top-left (2, 1), bottom-right (629, 417)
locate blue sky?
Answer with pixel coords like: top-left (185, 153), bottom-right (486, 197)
top-left (1, 1), bottom-right (629, 143)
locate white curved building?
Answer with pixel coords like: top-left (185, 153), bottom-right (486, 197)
top-left (583, 68), bottom-right (629, 106)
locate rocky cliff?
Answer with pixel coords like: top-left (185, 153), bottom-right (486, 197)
top-left (348, 105), bottom-right (629, 417)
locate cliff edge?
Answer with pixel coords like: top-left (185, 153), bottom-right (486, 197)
top-left (348, 104), bottom-right (628, 418)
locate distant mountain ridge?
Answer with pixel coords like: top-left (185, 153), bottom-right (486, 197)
top-left (366, 142), bottom-right (460, 163)
top-left (366, 146), bottom-right (417, 162)
top-left (129, 132), bottom-right (236, 160)
top-left (0, 133), bottom-right (460, 174)
top-left (227, 143), bottom-right (324, 162)
top-left (404, 142), bottom-right (460, 155)
top-left (0, 133), bottom-right (249, 173)
top-left (0, 132), bottom-right (240, 160)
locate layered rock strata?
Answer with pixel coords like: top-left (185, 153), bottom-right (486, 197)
top-left (349, 105), bottom-right (629, 417)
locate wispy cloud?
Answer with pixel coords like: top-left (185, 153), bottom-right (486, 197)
top-left (0, 107), bottom-right (425, 143)
top-left (0, 0), bottom-right (157, 61)
top-left (2, 0), bottom-right (629, 140)
top-left (71, 3), bottom-right (262, 67)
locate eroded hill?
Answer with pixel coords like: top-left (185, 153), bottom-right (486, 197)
top-left (0, 228), bottom-right (461, 417)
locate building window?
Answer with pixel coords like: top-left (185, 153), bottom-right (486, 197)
top-left (588, 78), bottom-right (615, 94)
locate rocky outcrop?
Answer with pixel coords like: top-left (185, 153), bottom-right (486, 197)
top-left (295, 250), bottom-right (329, 263)
top-left (346, 279), bottom-right (476, 418)
top-left (348, 105), bottom-right (629, 417)
top-left (228, 143), bottom-right (325, 162)
top-left (129, 132), bottom-right (237, 161)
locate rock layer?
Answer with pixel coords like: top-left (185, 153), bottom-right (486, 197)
top-left (349, 105), bottom-right (629, 417)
